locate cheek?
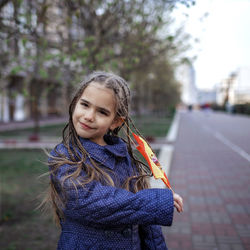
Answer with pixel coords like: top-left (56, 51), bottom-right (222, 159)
top-left (72, 108), bottom-right (79, 125)
top-left (96, 116), bottom-right (112, 128)
top-left (73, 104), bottom-right (81, 117)
top-left (72, 114), bottom-right (77, 129)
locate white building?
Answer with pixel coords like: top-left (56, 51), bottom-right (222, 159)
top-left (229, 67), bottom-right (250, 105)
top-left (197, 89), bottom-right (217, 106)
top-left (176, 60), bottom-right (198, 106)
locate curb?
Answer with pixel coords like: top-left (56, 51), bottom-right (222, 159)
top-left (150, 111), bottom-right (180, 188)
top-left (166, 112), bottom-right (180, 144)
top-left (0, 141), bottom-right (58, 149)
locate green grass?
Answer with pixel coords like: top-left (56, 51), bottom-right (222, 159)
top-left (132, 115), bottom-right (172, 137)
top-left (0, 149), bottom-right (60, 250)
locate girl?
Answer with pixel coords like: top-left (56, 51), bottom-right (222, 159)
top-left (45, 71), bottom-right (183, 250)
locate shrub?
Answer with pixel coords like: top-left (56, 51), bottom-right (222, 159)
top-left (233, 103), bottom-right (250, 115)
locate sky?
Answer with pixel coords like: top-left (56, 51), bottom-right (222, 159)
top-left (173, 0), bottom-right (250, 90)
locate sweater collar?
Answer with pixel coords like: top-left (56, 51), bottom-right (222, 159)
top-left (78, 135), bottom-right (128, 169)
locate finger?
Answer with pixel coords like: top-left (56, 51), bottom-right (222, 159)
top-left (179, 199), bottom-right (183, 211)
top-left (176, 196), bottom-right (183, 211)
top-left (178, 199), bottom-right (184, 212)
top-left (174, 200), bottom-right (184, 213)
top-left (173, 193), bottom-right (184, 212)
top-left (174, 201), bottom-right (181, 213)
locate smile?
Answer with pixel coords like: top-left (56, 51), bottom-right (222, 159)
top-left (79, 122), bottom-right (93, 130)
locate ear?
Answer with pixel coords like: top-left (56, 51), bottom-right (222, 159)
top-left (110, 117), bottom-right (124, 131)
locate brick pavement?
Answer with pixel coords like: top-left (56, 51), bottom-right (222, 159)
top-left (162, 112), bottom-right (250, 250)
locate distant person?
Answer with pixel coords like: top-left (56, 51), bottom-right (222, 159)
top-left (188, 104), bottom-right (193, 111)
top-left (42, 71), bottom-right (183, 249)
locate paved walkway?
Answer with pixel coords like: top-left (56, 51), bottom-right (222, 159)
top-left (163, 111), bottom-right (250, 250)
top-left (0, 117), bottom-right (67, 149)
top-left (0, 116), bottom-right (68, 132)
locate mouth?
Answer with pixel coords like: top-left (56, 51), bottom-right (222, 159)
top-left (79, 122), bottom-right (93, 130)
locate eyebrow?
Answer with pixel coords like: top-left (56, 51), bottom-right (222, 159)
top-left (80, 98), bottom-right (111, 115)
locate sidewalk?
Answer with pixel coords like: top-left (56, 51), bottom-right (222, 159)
top-left (163, 111), bottom-right (250, 250)
top-left (0, 116), bottom-right (68, 132)
top-left (0, 117), bottom-right (67, 149)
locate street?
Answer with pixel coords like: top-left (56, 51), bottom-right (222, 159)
top-left (163, 110), bottom-right (250, 250)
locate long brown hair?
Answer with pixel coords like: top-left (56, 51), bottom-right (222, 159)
top-left (42, 71), bottom-right (152, 225)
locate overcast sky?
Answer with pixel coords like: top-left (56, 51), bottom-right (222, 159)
top-left (173, 0), bottom-right (250, 90)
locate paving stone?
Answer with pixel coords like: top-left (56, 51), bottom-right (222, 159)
top-left (207, 204), bottom-right (227, 213)
top-left (216, 235), bottom-right (241, 244)
top-left (231, 245), bottom-right (246, 250)
top-left (192, 235), bottom-right (218, 250)
top-left (209, 211), bottom-right (232, 224)
top-left (192, 223), bottom-right (214, 235)
top-left (235, 224), bottom-right (250, 237)
top-left (226, 204), bottom-right (246, 214)
top-left (191, 211), bottom-right (211, 223)
top-left (189, 204), bottom-right (208, 212)
top-left (230, 214), bottom-right (250, 224)
top-left (205, 196), bottom-right (224, 205)
top-left (241, 237), bottom-right (250, 245)
top-left (218, 244), bottom-right (245, 250)
top-left (192, 235), bottom-right (216, 245)
top-left (193, 242), bottom-right (218, 250)
top-left (213, 224), bottom-right (238, 236)
top-left (166, 221), bottom-right (191, 235)
top-left (244, 205), bottom-right (250, 214)
top-left (189, 195), bottom-right (206, 206)
top-left (242, 245), bottom-right (250, 250)
top-left (166, 233), bottom-right (192, 250)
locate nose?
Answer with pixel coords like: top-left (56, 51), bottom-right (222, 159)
top-left (84, 109), bottom-right (95, 122)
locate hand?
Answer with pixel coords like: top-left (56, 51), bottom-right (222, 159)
top-left (173, 192), bottom-right (183, 213)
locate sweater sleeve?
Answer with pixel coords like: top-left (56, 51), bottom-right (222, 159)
top-left (52, 162), bottom-right (174, 227)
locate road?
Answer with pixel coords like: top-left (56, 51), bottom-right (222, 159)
top-left (163, 110), bottom-right (250, 250)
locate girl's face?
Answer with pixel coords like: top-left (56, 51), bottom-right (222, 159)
top-left (73, 82), bottom-right (123, 145)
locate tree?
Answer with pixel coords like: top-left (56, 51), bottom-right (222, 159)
top-left (0, 0), bottom-right (195, 128)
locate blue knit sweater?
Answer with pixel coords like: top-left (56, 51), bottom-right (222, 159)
top-left (50, 135), bottom-right (174, 250)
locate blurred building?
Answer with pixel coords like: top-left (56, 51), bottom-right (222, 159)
top-left (215, 78), bottom-right (228, 106)
top-left (216, 67), bottom-right (250, 106)
top-left (176, 59), bottom-right (198, 107)
top-left (197, 89), bottom-right (217, 106)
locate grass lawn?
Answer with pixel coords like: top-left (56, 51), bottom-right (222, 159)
top-left (0, 114), bottom-right (173, 249)
top-left (0, 149), bottom-right (60, 250)
top-left (132, 115), bottom-right (173, 138)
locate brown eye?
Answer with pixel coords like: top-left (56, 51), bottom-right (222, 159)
top-left (81, 102), bottom-right (88, 107)
top-left (99, 110), bottom-right (108, 116)
top-left (98, 107), bottom-right (110, 116)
